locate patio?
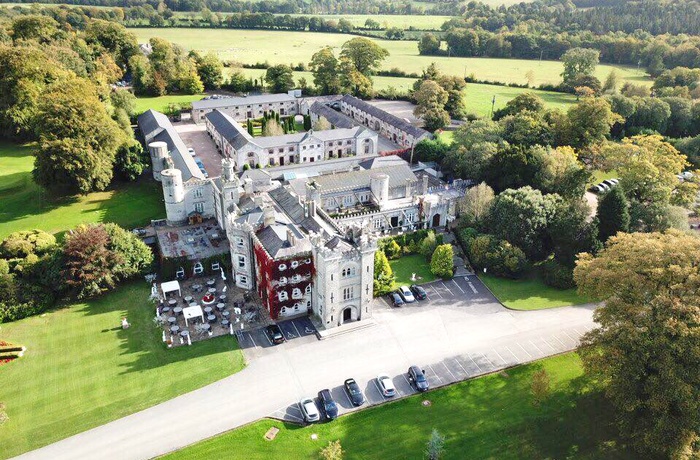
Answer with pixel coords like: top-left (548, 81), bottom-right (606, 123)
top-left (154, 276), bottom-right (267, 347)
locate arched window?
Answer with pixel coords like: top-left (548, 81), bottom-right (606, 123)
top-left (292, 274), bottom-right (301, 282)
top-left (279, 263), bottom-right (287, 271)
top-left (292, 288), bottom-right (302, 299)
top-left (305, 285), bottom-right (311, 294)
top-left (278, 291), bottom-right (288, 301)
top-left (291, 261), bottom-right (299, 269)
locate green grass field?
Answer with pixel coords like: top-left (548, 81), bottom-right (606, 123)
top-left (0, 142), bottom-right (164, 240)
top-left (237, 68), bottom-right (576, 118)
top-left (479, 273), bottom-right (592, 310)
top-left (134, 28), bottom-right (652, 87)
top-left (133, 94), bottom-right (204, 115)
top-left (163, 353), bottom-right (633, 460)
top-left (0, 282), bottom-right (245, 459)
top-left (389, 253), bottom-right (436, 287)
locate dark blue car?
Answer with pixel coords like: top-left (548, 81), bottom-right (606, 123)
top-left (318, 389), bottom-right (338, 420)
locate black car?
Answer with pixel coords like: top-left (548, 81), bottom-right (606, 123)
top-left (407, 365), bottom-right (429, 392)
top-left (318, 389), bottom-right (338, 420)
top-left (344, 378), bottom-right (366, 406)
top-left (390, 292), bottom-right (404, 307)
top-left (410, 284), bottom-right (427, 300)
top-left (266, 324), bottom-right (285, 344)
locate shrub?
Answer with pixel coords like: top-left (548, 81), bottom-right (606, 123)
top-left (541, 259), bottom-right (575, 289)
top-left (419, 231), bottom-right (438, 259)
top-left (0, 301), bottom-right (42, 323)
top-left (384, 240), bottom-right (401, 260)
top-left (484, 240), bottom-right (528, 279)
top-left (0, 230), bottom-right (56, 258)
top-left (430, 244), bottom-right (454, 278)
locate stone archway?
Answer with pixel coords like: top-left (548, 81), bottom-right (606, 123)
top-left (339, 305), bottom-right (358, 326)
top-left (432, 213), bottom-right (441, 228)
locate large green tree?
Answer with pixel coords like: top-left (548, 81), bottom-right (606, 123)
top-left (373, 250), bottom-right (394, 295)
top-left (265, 64), bottom-right (295, 94)
top-left (195, 52), bottom-right (224, 90)
top-left (560, 97), bottom-right (619, 148)
top-left (430, 244), bottom-right (454, 278)
top-left (561, 47), bottom-right (600, 88)
top-left (575, 231), bottom-right (700, 459)
top-left (596, 187), bottom-right (630, 242)
top-left (309, 47), bottom-right (342, 95)
top-left (413, 80), bottom-right (450, 131)
top-left (339, 37), bottom-right (389, 76)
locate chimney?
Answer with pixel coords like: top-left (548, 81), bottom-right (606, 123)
top-left (306, 200), bottom-right (317, 218)
top-left (243, 177), bottom-right (253, 195)
top-left (405, 177), bottom-right (412, 197)
top-left (421, 174), bottom-right (429, 194)
top-left (262, 206), bottom-right (275, 227)
top-left (286, 228), bottom-right (296, 247)
top-left (253, 194), bottom-right (263, 208)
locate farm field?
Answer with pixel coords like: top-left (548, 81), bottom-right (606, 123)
top-left (0, 142), bottom-right (163, 240)
top-left (0, 282), bottom-right (245, 459)
top-left (164, 353), bottom-right (633, 460)
top-left (133, 28), bottom-right (652, 87)
top-left (236, 68), bottom-right (577, 117)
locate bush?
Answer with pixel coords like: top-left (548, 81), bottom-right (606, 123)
top-left (541, 259), bottom-right (575, 289)
top-left (419, 231), bottom-right (438, 259)
top-left (0, 230), bottom-right (56, 258)
top-left (0, 301), bottom-right (42, 323)
top-left (430, 244), bottom-right (454, 278)
top-left (484, 240), bottom-right (528, 279)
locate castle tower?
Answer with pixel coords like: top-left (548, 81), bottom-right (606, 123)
top-left (222, 157), bottom-right (236, 183)
top-left (148, 141), bottom-right (168, 181)
top-left (161, 168), bottom-right (187, 225)
top-left (370, 173), bottom-right (389, 209)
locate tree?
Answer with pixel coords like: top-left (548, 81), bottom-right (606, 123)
top-left (492, 92), bottom-right (545, 120)
top-left (373, 250), bottom-right (394, 295)
top-left (602, 70), bottom-right (619, 94)
top-left (436, 75), bottom-right (467, 119)
top-left (596, 187), bottom-right (630, 242)
top-left (32, 76), bottom-right (126, 194)
top-left (364, 19), bottom-right (380, 30)
top-left (110, 90), bottom-right (136, 118)
top-left (430, 244), bottom-right (454, 278)
top-left (459, 182), bottom-right (495, 226)
top-left (486, 187), bottom-right (560, 260)
top-left (115, 139), bottom-right (148, 181)
top-left (339, 61), bottom-right (374, 99)
top-left (419, 231), bottom-right (438, 259)
top-left (425, 428), bottom-right (445, 460)
top-left (313, 116), bottom-right (331, 131)
top-left (262, 119), bottom-right (284, 137)
top-left (531, 369), bottom-right (551, 406)
top-left (384, 240), bottom-right (401, 259)
top-left (103, 223), bottom-right (153, 280)
top-left (11, 15), bottom-right (59, 43)
top-left (414, 80), bottom-right (450, 131)
top-left (339, 37), bottom-right (389, 76)
top-left (84, 19), bottom-right (138, 70)
top-left (62, 224), bottom-right (121, 299)
top-left (548, 198), bottom-right (601, 267)
top-left (535, 146), bottom-right (590, 199)
top-left (628, 97), bottom-right (671, 134)
top-left (195, 52), bottom-right (223, 90)
top-left (178, 69), bottom-right (204, 95)
top-left (309, 47), bottom-right (342, 95)
top-left (483, 144), bottom-right (544, 194)
top-left (265, 64), bottom-right (295, 94)
top-left (320, 440), bottom-right (344, 460)
top-left (561, 97), bottom-right (619, 148)
top-left (574, 231), bottom-right (700, 458)
top-left (561, 48), bottom-right (600, 87)
top-left (0, 230), bottom-right (56, 259)
top-left (418, 33), bottom-right (441, 55)
top-left (500, 111), bottom-right (553, 147)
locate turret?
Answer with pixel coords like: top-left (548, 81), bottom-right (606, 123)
top-left (161, 168), bottom-right (186, 225)
top-left (148, 141), bottom-right (168, 181)
top-left (370, 173), bottom-right (389, 208)
top-left (222, 157), bottom-right (236, 183)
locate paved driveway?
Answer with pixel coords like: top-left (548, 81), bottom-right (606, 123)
top-left (174, 122), bottom-right (223, 178)
top-left (16, 279), bottom-right (597, 460)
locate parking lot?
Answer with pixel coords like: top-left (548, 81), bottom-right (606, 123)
top-left (174, 121), bottom-right (223, 177)
top-left (236, 316), bottom-right (318, 359)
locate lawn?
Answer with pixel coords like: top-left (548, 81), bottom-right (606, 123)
top-left (479, 273), bottom-right (592, 310)
top-left (0, 141), bottom-right (164, 240)
top-left (133, 28), bottom-right (652, 87)
top-left (0, 282), bottom-right (246, 459)
top-left (163, 353), bottom-right (633, 460)
top-left (389, 253), bottom-right (436, 287)
top-left (133, 94), bottom-right (205, 115)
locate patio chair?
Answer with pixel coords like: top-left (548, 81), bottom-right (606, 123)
top-left (175, 267), bottom-right (185, 279)
top-left (211, 262), bottom-right (220, 272)
top-left (193, 262), bottom-right (204, 275)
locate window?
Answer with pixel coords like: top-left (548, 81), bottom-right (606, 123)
top-left (292, 288), bottom-right (302, 299)
top-left (278, 291), bottom-right (288, 301)
top-left (374, 219), bottom-right (382, 229)
top-left (289, 147), bottom-right (295, 152)
top-left (346, 140), bottom-right (351, 145)
top-left (239, 275), bottom-right (248, 285)
top-left (248, 152), bottom-right (254, 157)
top-left (237, 255), bottom-right (246, 269)
top-left (279, 276), bottom-right (287, 285)
top-left (268, 149), bottom-right (273, 154)
top-left (305, 258), bottom-right (311, 264)
top-left (305, 285), bottom-right (311, 294)
top-left (341, 266), bottom-right (357, 278)
top-left (291, 261), bottom-right (299, 269)
top-left (278, 148), bottom-right (284, 153)
top-left (343, 196), bottom-right (353, 206)
top-left (194, 188), bottom-right (203, 198)
top-left (292, 274), bottom-right (301, 282)
top-left (279, 263), bottom-right (287, 271)
top-left (235, 237), bottom-right (244, 247)
top-left (343, 287), bottom-right (354, 301)
top-left (194, 202), bottom-right (204, 213)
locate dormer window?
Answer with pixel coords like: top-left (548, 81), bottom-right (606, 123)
top-left (279, 263), bottom-right (287, 271)
top-left (291, 261), bottom-right (299, 269)
top-left (292, 288), bottom-right (302, 299)
top-left (279, 276), bottom-right (287, 285)
top-left (278, 291), bottom-right (288, 301)
top-left (292, 274), bottom-right (301, 282)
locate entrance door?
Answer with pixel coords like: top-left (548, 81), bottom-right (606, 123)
top-left (390, 216), bottom-right (399, 227)
top-left (432, 214), bottom-right (441, 228)
top-left (343, 307), bottom-right (352, 323)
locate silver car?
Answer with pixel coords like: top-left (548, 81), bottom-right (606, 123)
top-left (299, 397), bottom-right (320, 423)
top-left (377, 374), bottom-right (397, 397)
top-left (399, 285), bottom-right (415, 303)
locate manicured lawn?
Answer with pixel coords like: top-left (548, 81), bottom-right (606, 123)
top-left (0, 282), bottom-right (245, 459)
top-left (479, 273), bottom-right (592, 310)
top-left (133, 28), bottom-right (652, 87)
top-left (133, 94), bottom-right (204, 115)
top-left (0, 141), bottom-right (164, 240)
top-left (589, 169), bottom-right (619, 186)
top-left (389, 253), bottom-right (436, 287)
top-left (164, 353), bottom-right (633, 460)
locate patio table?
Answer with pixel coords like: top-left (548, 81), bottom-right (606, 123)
top-left (201, 323), bottom-right (211, 332)
top-left (218, 295), bottom-right (227, 302)
top-left (206, 279), bottom-right (215, 287)
top-left (207, 287), bottom-right (217, 294)
top-left (173, 307), bottom-right (183, 315)
top-left (189, 303), bottom-right (198, 308)
top-left (167, 316), bottom-right (176, 324)
top-left (170, 325), bottom-right (180, 333)
top-left (180, 330), bottom-right (189, 337)
top-left (222, 310), bottom-right (230, 318)
top-left (204, 306), bottom-right (213, 314)
top-left (162, 306), bottom-right (171, 313)
top-left (216, 303), bottom-right (225, 311)
top-left (207, 314), bottom-right (216, 323)
top-left (184, 296), bottom-right (193, 303)
top-left (168, 299), bottom-right (177, 306)
top-left (192, 284), bottom-right (202, 292)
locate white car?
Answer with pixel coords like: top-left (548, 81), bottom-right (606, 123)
top-left (377, 374), bottom-right (397, 397)
top-left (399, 285), bottom-right (415, 303)
top-left (299, 397), bottom-right (320, 423)
top-left (188, 147), bottom-right (196, 157)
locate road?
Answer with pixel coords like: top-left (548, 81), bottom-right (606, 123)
top-left (16, 275), bottom-right (597, 460)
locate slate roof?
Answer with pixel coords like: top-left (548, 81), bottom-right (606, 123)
top-left (256, 223), bottom-right (310, 259)
top-left (309, 102), bottom-right (357, 129)
top-left (341, 95), bottom-right (430, 139)
top-left (137, 109), bottom-right (204, 182)
top-left (192, 93), bottom-right (296, 111)
top-left (205, 110), bottom-right (254, 151)
top-left (358, 155), bottom-right (409, 170)
top-left (309, 164), bottom-right (417, 193)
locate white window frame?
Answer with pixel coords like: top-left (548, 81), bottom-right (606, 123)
top-left (278, 291), bottom-right (288, 301)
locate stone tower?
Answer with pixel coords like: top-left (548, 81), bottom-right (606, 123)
top-left (148, 141), bottom-right (168, 181)
top-left (161, 168), bottom-right (186, 225)
top-left (370, 173), bottom-right (389, 209)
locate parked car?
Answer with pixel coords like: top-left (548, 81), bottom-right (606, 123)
top-left (188, 147), bottom-right (196, 157)
top-left (344, 378), bottom-right (365, 406)
top-left (299, 397), bottom-right (320, 423)
top-left (194, 158), bottom-right (205, 168)
top-left (390, 292), bottom-right (404, 308)
top-left (398, 285), bottom-right (415, 303)
top-left (602, 179), bottom-right (617, 187)
top-left (266, 324), bottom-right (285, 345)
top-left (377, 374), bottom-right (397, 397)
top-left (589, 184), bottom-right (603, 194)
top-left (317, 389), bottom-right (338, 420)
top-left (410, 284), bottom-right (427, 300)
top-left (407, 365), bottom-right (429, 392)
